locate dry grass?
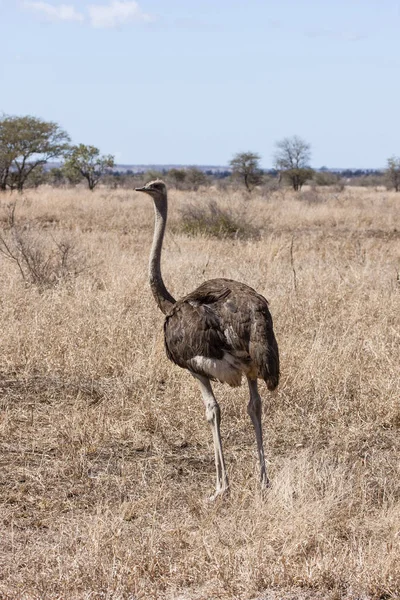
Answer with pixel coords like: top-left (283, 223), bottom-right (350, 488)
top-left (0, 185), bottom-right (399, 600)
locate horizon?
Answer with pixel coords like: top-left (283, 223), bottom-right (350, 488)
top-left (2, 1), bottom-right (400, 169)
top-left (46, 161), bottom-right (386, 173)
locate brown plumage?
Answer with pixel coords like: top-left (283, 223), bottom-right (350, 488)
top-left (164, 278), bottom-right (279, 390)
top-left (136, 180), bottom-right (279, 500)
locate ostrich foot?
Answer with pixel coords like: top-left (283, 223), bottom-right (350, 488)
top-left (208, 485), bottom-right (230, 502)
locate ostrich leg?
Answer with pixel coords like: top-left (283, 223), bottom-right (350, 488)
top-left (247, 377), bottom-right (269, 489)
top-left (195, 374), bottom-right (229, 500)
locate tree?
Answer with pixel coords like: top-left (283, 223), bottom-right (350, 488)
top-left (24, 165), bottom-right (47, 189)
top-left (62, 162), bottom-right (85, 186)
top-left (313, 170), bottom-right (340, 186)
top-left (168, 168), bottom-right (187, 189)
top-left (47, 167), bottom-right (67, 187)
top-left (63, 144), bottom-right (114, 190)
top-left (0, 152), bottom-right (9, 191)
top-left (274, 135), bottom-right (313, 191)
top-left (386, 156), bottom-right (400, 192)
top-left (0, 115), bottom-right (70, 192)
top-left (186, 167), bottom-right (208, 191)
top-left (229, 151), bottom-right (263, 192)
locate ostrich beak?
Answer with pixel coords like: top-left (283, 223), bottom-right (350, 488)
top-left (135, 186), bottom-right (147, 192)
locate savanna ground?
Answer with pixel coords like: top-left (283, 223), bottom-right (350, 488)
top-left (0, 184), bottom-right (399, 600)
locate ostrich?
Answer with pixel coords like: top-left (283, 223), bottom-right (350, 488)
top-left (135, 180), bottom-right (279, 500)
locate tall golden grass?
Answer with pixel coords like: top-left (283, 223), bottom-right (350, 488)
top-left (0, 185), bottom-right (399, 600)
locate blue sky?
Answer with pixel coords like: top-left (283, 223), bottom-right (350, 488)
top-left (1, 0), bottom-right (400, 168)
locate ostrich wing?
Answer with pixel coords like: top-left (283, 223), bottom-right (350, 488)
top-left (164, 292), bottom-right (230, 368)
top-left (163, 278), bottom-right (279, 389)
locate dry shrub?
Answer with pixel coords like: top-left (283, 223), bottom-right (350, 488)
top-left (0, 226), bottom-right (87, 289)
top-left (0, 186), bottom-right (399, 600)
top-left (178, 199), bottom-right (259, 240)
top-left (299, 188), bottom-right (326, 204)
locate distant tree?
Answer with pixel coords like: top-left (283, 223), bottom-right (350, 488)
top-left (47, 167), bottom-right (66, 187)
top-left (143, 169), bottom-right (164, 182)
top-left (62, 162), bottom-right (85, 186)
top-left (0, 115), bottom-right (70, 192)
top-left (386, 156), bottom-right (400, 192)
top-left (6, 171), bottom-right (19, 192)
top-left (63, 144), bottom-right (114, 190)
top-left (101, 173), bottom-right (120, 189)
top-left (186, 167), bottom-right (209, 191)
top-left (0, 152), bottom-right (9, 191)
top-left (25, 165), bottom-right (48, 189)
top-left (168, 168), bottom-right (187, 189)
top-left (229, 151), bottom-right (263, 192)
top-left (274, 135), bottom-right (313, 191)
top-left (314, 170), bottom-right (340, 186)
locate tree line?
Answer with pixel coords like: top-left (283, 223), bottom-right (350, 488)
top-left (0, 115), bottom-right (114, 192)
top-left (1, 114), bottom-right (400, 193)
top-left (229, 136), bottom-right (314, 192)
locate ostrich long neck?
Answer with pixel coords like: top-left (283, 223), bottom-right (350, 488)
top-left (149, 196), bottom-right (176, 314)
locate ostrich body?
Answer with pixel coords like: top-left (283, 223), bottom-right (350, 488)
top-left (136, 180), bottom-right (279, 499)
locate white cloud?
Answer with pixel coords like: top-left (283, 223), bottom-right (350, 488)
top-left (24, 1), bottom-right (84, 22)
top-left (88, 1), bottom-right (153, 29)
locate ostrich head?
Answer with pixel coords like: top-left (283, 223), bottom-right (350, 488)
top-left (135, 180), bottom-right (167, 200)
